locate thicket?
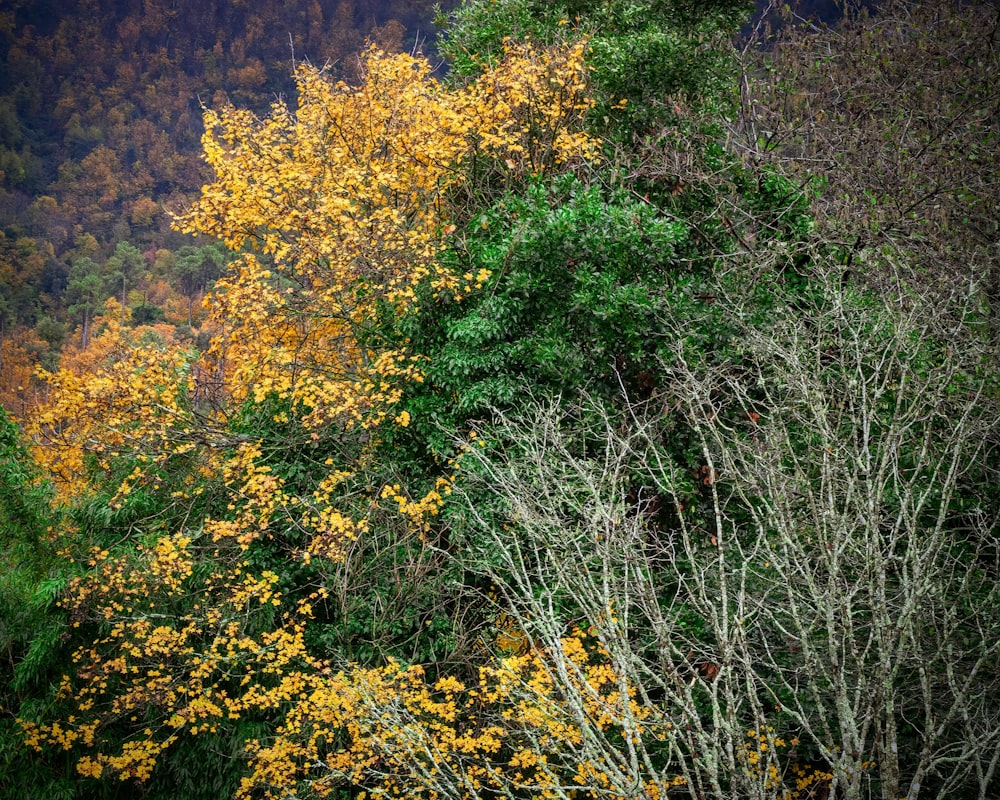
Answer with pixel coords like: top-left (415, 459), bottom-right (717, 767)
top-left (1, 1), bottom-right (998, 799)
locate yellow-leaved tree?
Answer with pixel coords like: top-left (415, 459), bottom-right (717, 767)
top-left (21, 39), bottom-right (602, 790)
top-left (178, 40), bottom-right (596, 434)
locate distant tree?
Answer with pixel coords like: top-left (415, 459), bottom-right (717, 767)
top-left (740, 0), bottom-right (1000, 326)
top-left (65, 255), bottom-right (105, 348)
top-left (130, 303), bottom-right (165, 326)
top-left (172, 243), bottom-right (228, 325)
top-left (32, 316), bottom-right (64, 369)
top-left (104, 240), bottom-right (146, 322)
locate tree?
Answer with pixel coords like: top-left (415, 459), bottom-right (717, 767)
top-left (739, 0), bottom-right (1000, 327)
top-left (173, 243), bottom-right (228, 325)
top-left (447, 263), bottom-right (1000, 800)
top-left (65, 255), bottom-right (105, 348)
top-left (438, 0), bottom-right (755, 138)
top-left (104, 240), bottom-right (146, 322)
top-left (176, 39), bottom-right (596, 430)
top-left (0, 327), bottom-right (47, 417)
top-left (18, 37), bottom-right (601, 791)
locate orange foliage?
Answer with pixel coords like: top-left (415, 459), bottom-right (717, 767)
top-left (0, 328), bottom-right (47, 418)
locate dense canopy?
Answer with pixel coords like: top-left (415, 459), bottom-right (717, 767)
top-left (2, 2), bottom-right (998, 799)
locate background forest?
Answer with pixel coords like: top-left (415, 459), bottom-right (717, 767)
top-left (0, 0), bottom-right (453, 413)
top-left (1, 0), bottom-right (999, 799)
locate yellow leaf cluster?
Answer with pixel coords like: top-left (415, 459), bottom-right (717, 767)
top-left (19, 529), bottom-right (323, 782)
top-left (240, 631), bottom-right (672, 800)
top-left (742, 727), bottom-right (841, 799)
top-left (25, 313), bottom-right (197, 500)
top-left (178, 40), bottom-right (596, 432)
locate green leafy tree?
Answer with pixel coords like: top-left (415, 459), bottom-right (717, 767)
top-left (439, 0), bottom-right (754, 135)
top-left (172, 243), bottom-right (229, 325)
top-left (65, 256), bottom-right (106, 348)
top-left (103, 241), bottom-right (145, 322)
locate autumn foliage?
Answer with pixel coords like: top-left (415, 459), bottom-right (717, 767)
top-left (180, 42), bottom-right (595, 431)
top-left (4, 3), bottom-right (999, 800)
top-left (17, 37), bottom-right (605, 794)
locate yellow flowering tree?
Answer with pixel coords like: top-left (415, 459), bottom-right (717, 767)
top-left (19, 37), bottom-right (601, 792)
top-left (177, 40), bottom-right (596, 434)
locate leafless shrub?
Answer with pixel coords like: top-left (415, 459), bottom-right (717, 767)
top-left (453, 265), bottom-right (1000, 799)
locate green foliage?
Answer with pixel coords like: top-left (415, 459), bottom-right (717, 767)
top-left (66, 257), bottom-right (104, 312)
top-left (393, 176), bottom-right (687, 424)
top-left (436, 0), bottom-right (561, 73)
top-left (440, 0), bottom-right (755, 136)
top-left (130, 304), bottom-right (165, 325)
top-left (141, 726), bottom-right (260, 800)
top-left (0, 410), bottom-right (53, 541)
top-left (0, 410), bottom-right (80, 799)
top-left (173, 243), bottom-right (229, 298)
top-left (389, 151), bottom-right (813, 440)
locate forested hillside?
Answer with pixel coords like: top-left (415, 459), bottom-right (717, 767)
top-left (0, 0), bottom-right (452, 413)
top-left (1, 1), bottom-right (999, 799)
